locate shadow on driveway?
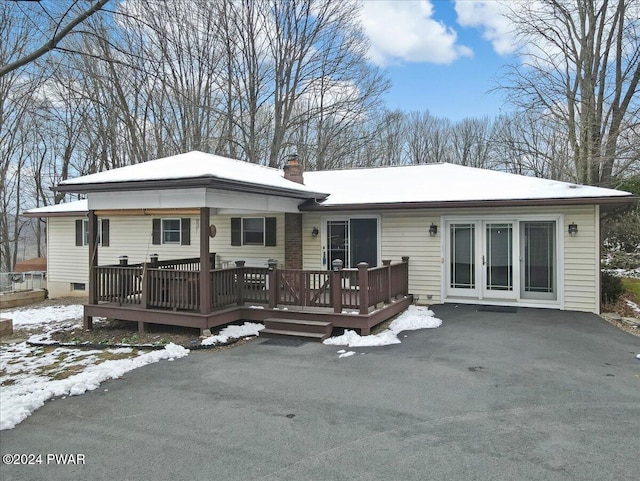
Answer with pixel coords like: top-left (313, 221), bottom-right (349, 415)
top-left (2, 304), bottom-right (639, 481)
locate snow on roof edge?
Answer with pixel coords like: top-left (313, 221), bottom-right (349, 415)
top-left (24, 199), bottom-right (88, 216)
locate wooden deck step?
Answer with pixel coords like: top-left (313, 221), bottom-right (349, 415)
top-left (261, 318), bottom-right (333, 342)
top-left (260, 329), bottom-right (328, 341)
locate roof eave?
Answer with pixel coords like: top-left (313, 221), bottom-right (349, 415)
top-left (56, 176), bottom-right (329, 201)
top-left (299, 195), bottom-right (637, 211)
top-left (22, 210), bottom-right (88, 218)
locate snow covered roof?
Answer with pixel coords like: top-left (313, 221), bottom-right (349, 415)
top-left (302, 163), bottom-right (632, 209)
top-left (58, 151), bottom-right (328, 199)
top-left (24, 199), bottom-right (88, 217)
top-left (31, 154), bottom-right (633, 217)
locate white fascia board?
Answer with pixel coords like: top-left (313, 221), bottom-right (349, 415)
top-left (205, 188), bottom-right (302, 213)
top-left (87, 187), bottom-right (302, 213)
top-left (88, 188), bottom-right (207, 210)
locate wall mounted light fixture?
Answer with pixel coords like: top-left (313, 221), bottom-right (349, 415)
top-left (311, 227), bottom-right (319, 237)
top-left (568, 222), bottom-right (578, 235)
top-left (429, 223), bottom-right (438, 236)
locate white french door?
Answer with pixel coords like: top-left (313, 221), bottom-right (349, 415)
top-left (482, 222), bottom-right (515, 299)
top-left (445, 218), bottom-right (558, 304)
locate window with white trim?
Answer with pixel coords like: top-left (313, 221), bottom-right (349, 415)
top-left (76, 219), bottom-right (109, 247)
top-left (151, 218), bottom-right (191, 245)
top-left (162, 219), bottom-right (181, 244)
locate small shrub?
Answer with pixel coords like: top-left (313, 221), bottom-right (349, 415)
top-left (601, 272), bottom-right (625, 305)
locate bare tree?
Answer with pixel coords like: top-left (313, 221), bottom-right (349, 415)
top-left (0, 5), bottom-right (45, 270)
top-left (492, 112), bottom-right (574, 179)
top-left (0, 0), bottom-right (110, 77)
top-left (449, 117), bottom-right (494, 168)
top-left (500, 0), bottom-right (640, 186)
top-left (265, 0), bottom-right (387, 167)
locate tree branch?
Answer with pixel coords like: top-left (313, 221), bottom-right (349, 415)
top-left (0, 0), bottom-right (110, 77)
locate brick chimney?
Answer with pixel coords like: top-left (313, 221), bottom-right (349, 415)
top-left (283, 153), bottom-right (304, 184)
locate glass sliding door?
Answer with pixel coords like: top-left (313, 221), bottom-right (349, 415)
top-left (521, 221), bottom-right (556, 300)
top-left (350, 218), bottom-right (378, 267)
top-left (325, 218), bottom-right (378, 269)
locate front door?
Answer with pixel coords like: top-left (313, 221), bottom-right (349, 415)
top-left (445, 218), bottom-right (558, 304)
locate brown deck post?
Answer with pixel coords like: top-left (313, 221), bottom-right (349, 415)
top-left (331, 259), bottom-right (343, 313)
top-left (141, 263), bottom-right (149, 309)
top-left (235, 260), bottom-right (245, 305)
top-left (382, 259), bottom-right (392, 304)
top-left (85, 210), bottom-right (99, 330)
top-left (267, 260), bottom-right (278, 308)
top-left (358, 262), bottom-right (369, 315)
top-left (402, 256), bottom-right (410, 296)
top-left (199, 208), bottom-right (211, 314)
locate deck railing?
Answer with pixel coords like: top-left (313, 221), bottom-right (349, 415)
top-left (92, 257), bottom-right (409, 314)
top-left (389, 259), bottom-right (409, 298)
top-left (277, 270), bottom-right (333, 307)
top-left (95, 266), bottom-right (144, 305)
top-left (153, 257), bottom-right (203, 271)
top-left (210, 267), bottom-right (269, 310)
top-left (367, 266), bottom-right (389, 307)
top-left (147, 268), bottom-right (200, 311)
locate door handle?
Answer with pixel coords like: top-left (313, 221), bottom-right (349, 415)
top-left (482, 255), bottom-right (486, 265)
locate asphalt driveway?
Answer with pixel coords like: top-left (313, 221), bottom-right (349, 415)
top-left (1, 305), bottom-right (639, 481)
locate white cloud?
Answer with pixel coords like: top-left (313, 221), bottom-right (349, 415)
top-left (454, 0), bottom-right (517, 55)
top-left (359, 0), bottom-right (472, 66)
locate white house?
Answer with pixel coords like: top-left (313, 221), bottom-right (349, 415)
top-left (25, 151), bottom-right (634, 334)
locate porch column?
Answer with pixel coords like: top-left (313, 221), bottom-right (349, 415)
top-left (199, 207), bottom-right (211, 315)
top-left (84, 210), bottom-right (99, 330)
top-left (284, 213), bottom-right (303, 269)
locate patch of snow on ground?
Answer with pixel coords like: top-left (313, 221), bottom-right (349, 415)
top-left (200, 322), bottom-right (264, 346)
top-left (1, 304), bottom-right (188, 430)
top-left (0, 343), bottom-right (188, 430)
top-left (2, 305), bottom-right (84, 326)
top-left (605, 268), bottom-right (640, 280)
top-left (324, 305), bottom-right (442, 348)
top-left (338, 351), bottom-right (356, 358)
top-left (625, 300), bottom-right (640, 316)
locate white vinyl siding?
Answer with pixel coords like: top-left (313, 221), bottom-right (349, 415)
top-left (562, 205), bottom-right (599, 313)
top-left (302, 205), bottom-right (598, 313)
top-left (209, 214), bottom-right (285, 266)
top-left (380, 211), bottom-right (441, 304)
top-left (46, 213), bottom-right (285, 298)
top-left (48, 217), bottom-right (90, 284)
top-left (302, 210), bottom-right (441, 302)
top-left (46, 206), bottom-right (599, 313)
top-left (302, 212), bottom-right (324, 270)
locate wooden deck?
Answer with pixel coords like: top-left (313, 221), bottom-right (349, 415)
top-left (84, 257), bottom-right (412, 336)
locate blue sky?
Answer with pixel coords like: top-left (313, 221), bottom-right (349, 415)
top-left (358, 0), bottom-right (518, 121)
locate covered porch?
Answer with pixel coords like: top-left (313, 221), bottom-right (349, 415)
top-left (71, 154), bottom-right (413, 338)
top-left (84, 250), bottom-right (412, 337)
